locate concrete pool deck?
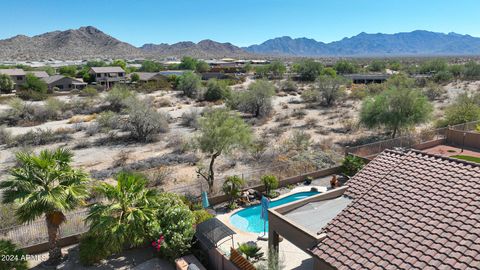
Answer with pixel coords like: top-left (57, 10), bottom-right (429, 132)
top-left (215, 185), bottom-right (328, 269)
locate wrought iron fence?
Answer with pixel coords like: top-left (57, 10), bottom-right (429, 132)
top-left (0, 159), bottom-right (338, 248)
top-left (0, 210), bottom-right (89, 248)
top-left (347, 120), bottom-right (480, 158)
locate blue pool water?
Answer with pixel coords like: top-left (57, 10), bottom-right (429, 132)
top-left (229, 191), bottom-right (320, 233)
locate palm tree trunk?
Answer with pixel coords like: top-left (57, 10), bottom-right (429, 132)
top-left (46, 216), bottom-right (62, 265)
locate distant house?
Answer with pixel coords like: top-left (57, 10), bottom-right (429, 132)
top-left (29, 71), bottom-right (49, 79)
top-left (158, 70), bottom-right (188, 77)
top-left (344, 73), bottom-right (390, 84)
top-left (88, 67), bottom-right (126, 89)
top-left (0, 69), bottom-right (26, 89)
top-left (200, 72), bottom-right (230, 80)
top-left (133, 70), bottom-right (188, 83)
top-left (42, 75), bottom-right (87, 91)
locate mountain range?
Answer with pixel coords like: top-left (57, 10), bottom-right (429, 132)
top-left (1, 26), bottom-right (480, 60)
top-left (245, 31), bottom-right (480, 56)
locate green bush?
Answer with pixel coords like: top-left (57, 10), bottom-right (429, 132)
top-left (237, 242), bottom-right (264, 263)
top-left (156, 193), bottom-right (196, 261)
top-left (80, 87), bottom-right (98, 97)
top-left (0, 126), bottom-right (12, 145)
top-left (79, 234), bottom-right (112, 266)
top-left (96, 110), bottom-right (120, 131)
top-left (341, 155), bottom-right (365, 176)
top-left (177, 71), bottom-right (202, 99)
top-left (123, 98), bottom-right (169, 142)
top-left (261, 175), bottom-right (279, 198)
top-left (204, 79), bottom-right (231, 101)
top-left (193, 209), bottom-right (214, 224)
top-left (0, 74), bottom-right (14, 93)
top-left (104, 85), bottom-right (134, 112)
top-left (0, 240), bottom-right (28, 270)
top-left (9, 128), bottom-right (72, 147)
top-left (17, 73), bottom-right (48, 100)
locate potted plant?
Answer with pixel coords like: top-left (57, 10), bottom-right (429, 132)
top-left (304, 176), bottom-right (313, 185)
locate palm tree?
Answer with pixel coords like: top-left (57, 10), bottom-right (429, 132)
top-left (86, 172), bottom-right (159, 253)
top-left (222, 175), bottom-right (245, 209)
top-left (0, 148), bottom-right (89, 265)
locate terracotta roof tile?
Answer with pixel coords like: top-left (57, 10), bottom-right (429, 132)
top-left (310, 149), bottom-right (480, 269)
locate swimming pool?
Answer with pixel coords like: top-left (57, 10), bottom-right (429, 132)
top-left (229, 191), bottom-right (320, 233)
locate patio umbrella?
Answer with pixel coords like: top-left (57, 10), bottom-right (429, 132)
top-left (201, 191), bottom-right (210, 208)
top-left (260, 196), bottom-right (270, 236)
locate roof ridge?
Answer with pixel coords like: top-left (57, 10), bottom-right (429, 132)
top-left (408, 148), bottom-right (480, 167)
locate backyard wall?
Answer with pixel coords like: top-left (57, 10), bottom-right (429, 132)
top-left (208, 166), bottom-right (342, 205)
top-left (446, 129), bottom-right (480, 150)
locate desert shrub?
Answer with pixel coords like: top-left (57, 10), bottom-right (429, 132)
top-left (281, 80), bottom-right (297, 92)
top-left (349, 86), bottom-right (368, 100)
top-left (136, 79), bottom-right (172, 93)
top-left (341, 155), bottom-right (365, 176)
top-left (316, 75), bottom-right (347, 106)
top-left (301, 88), bottom-right (319, 103)
top-left (433, 70), bottom-right (453, 83)
top-left (261, 174), bottom-right (279, 198)
top-left (79, 86), bottom-right (98, 97)
top-left (366, 83), bottom-right (386, 95)
top-left (229, 80), bottom-right (275, 118)
top-left (291, 109), bottom-right (307, 119)
top-left (0, 203), bottom-right (20, 229)
top-left (180, 108), bottom-right (201, 129)
top-left (43, 97), bottom-right (66, 120)
top-left (155, 97), bottom-right (172, 107)
top-left (463, 61), bottom-right (480, 80)
top-left (0, 126), bottom-right (12, 145)
top-left (304, 117), bottom-right (317, 128)
top-left (0, 74), bottom-right (14, 93)
top-left (73, 139), bottom-right (91, 149)
top-left (104, 85), bottom-right (135, 112)
top-left (193, 209), bottom-right (214, 224)
top-left (69, 98), bottom-right (102, 115)
top-left (167, 135), bottom-right (196, 154)
top-left (177, 71), bottom-right (202, 99)
top-left (204, 79), bottom-right (231, 101)
top-left (3, 97), bottom-right (35, 125)
top-left (112, 150), bottom-right (130, 168)
top-left (17, 73), bottom-right (48, 100)
top-left (288, 130), bottom-right (312, 151)
top-left (249, 137), bottom-right (269, 161)
top-left (79, 234), bottom-right (112, 266)
top-left (423, 82), bottom-right (447, 101)
top-left (145, 166), bottom-right (173, 187)
top-left (0, 240), bottom-right (28, 270)
top-left (293, 59), bottom-right (323, 81)
top-left (9, 128), bottom-right (72, 147)
top-left (96, 110), bottom-right (120, 131)
top-left (438, 93), bottom-right (480, 126)
top-left (123, 98), bottom-right (169, 142)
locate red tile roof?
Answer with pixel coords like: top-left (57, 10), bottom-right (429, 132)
top-left (310, 149), bottom-right (480, 270)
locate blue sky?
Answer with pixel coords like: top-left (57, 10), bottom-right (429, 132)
top-left (2, 0), bottom-right (480, 47)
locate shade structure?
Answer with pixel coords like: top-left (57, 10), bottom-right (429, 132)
top-left (195, 218), bottom-right (235, 249)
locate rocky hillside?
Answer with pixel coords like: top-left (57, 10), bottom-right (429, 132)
top-left (0, 26), bottom-right (253, 60)
top-left (0, 26), bottom-right (144, 60)
top-left (245, 31), bottom-right (480, 56)
top-left (140, 39), bottom-right (252, 59)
